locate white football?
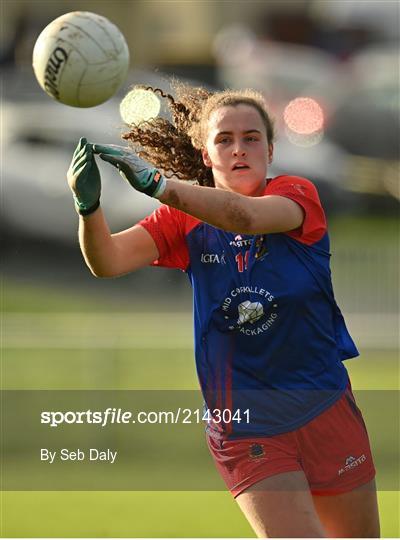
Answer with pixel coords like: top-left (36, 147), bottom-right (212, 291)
top-left (32, 11), bottom-right (130, 107)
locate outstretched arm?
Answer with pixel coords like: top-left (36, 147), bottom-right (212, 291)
top-left (94, 144), bottom-right (303, 235)
top-left (158, 180), bottom-right (303, 235)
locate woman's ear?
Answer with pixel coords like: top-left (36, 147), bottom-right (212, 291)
top-left (202, 148), bottom-right (212, 168)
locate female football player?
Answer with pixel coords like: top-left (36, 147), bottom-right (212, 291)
top-left (67, 84), bottom-right (380, 538)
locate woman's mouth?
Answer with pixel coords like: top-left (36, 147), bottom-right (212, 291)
top-left (232, 162), bottom-right (250, 171)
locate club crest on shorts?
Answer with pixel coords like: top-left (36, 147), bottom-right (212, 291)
top-left (249, 443), bottom-right (265, 459)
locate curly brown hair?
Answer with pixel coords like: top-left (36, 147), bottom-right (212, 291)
top-left (122, 82), bottom-right (275, 187)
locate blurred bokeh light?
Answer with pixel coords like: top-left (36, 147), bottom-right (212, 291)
top-left (284, 97), bottom-right (324, 134)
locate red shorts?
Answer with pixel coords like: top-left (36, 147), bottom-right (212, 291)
top-left (207, 385), bottom-right (376, 497)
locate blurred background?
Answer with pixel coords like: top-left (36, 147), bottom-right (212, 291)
top-left (2, 0), bottom-right (399, 537)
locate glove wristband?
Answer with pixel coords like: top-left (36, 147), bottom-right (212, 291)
top-left (142, 170), bottom-right (167, 199)
top-left (75, 198), bottom-right (100, 216)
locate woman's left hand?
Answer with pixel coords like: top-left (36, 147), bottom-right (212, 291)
top-left (93, 144), bottom-right (166, 199)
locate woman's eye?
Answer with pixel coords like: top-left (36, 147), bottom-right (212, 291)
top-left (217, 138), bottom-right (230, 144)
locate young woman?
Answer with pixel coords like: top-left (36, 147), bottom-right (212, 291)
top-left (67, 85), bottom-right (380, 538)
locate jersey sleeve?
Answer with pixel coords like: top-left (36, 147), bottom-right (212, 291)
top-left (267, 175), bottom-right (327, 245)
top-left (138, 205), bottom-right (190, 270)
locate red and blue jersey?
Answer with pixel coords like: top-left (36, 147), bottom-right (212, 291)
top-left (139, 176), bottom-right (359, 439)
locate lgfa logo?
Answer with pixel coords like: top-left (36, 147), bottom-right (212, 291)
top-left (200, 252), bottom-right (226, 264)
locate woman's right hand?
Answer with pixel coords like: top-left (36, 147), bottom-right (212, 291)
top-left (67, 137), bottom-right (101, 216)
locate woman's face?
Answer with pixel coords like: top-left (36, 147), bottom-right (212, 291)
top-left (202, 104), bottom-right (273, 196)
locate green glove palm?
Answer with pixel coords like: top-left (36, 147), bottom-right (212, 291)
top-left (67, 137), bottom-right (101, 215)
top-left (93, 144), bottom-right (166, 199)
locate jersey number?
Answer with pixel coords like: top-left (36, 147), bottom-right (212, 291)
top-left (235, 250), bottom-right (250, 273)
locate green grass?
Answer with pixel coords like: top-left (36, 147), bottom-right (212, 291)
top-left (345, 351), bottom-right (399, 391)
top-left (2, 347), bottom-right (398, 391)
top-left (328, 215), bottom-right (399, 249)
top-left (1, 491), bottom-right (399, 537)
top-left (2, 491), bottom-right (255, 537)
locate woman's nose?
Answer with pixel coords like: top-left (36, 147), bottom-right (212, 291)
top-left (232, 145), bottom-right (246, 157)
